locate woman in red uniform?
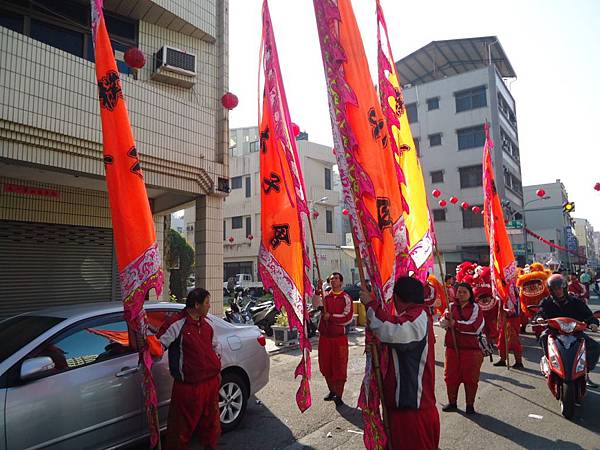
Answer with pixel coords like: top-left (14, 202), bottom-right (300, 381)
top-left (440, 282), bottom-right (485, 414)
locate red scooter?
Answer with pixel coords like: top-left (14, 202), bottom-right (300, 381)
top-left (534, 313), bottom-right (589, 419)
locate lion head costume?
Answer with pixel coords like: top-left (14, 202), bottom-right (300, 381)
top-left (516, 262), bottom-right (551, 320)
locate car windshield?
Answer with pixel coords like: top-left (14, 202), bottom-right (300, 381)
top-left (0, 315), bottom-right (64, 363)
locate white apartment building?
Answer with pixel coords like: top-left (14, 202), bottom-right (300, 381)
top-left (523, 181), bottom-right (575, 270)
top-left (0, 0), bottom-right (229, 317)
top-left (574, 218), bottom-right (597, 268)
top-left (211, 127), bottom-right (354, 286)
top-left (397, 36), bottom-right (524, 273)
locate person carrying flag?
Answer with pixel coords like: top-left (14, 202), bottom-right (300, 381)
top-left (360, 276), bottom-right (439, 450)
top-left (318, 272), bottom-right (354, 406)
top-left (440, 283), bottom-right (485, 414)
top-left (157, 288), bottom-right (221, 450)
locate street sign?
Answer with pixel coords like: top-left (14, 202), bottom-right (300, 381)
top-left (506, 220), bottom-right (523, 229)
top-left (513, 243), bottom-right (526, 256)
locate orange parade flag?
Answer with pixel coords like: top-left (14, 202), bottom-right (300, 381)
top-left (91, 0), bottom-right (162, 446)
top-left (258, 0), bottom-right (313, 412)
top-left (482, 124), bottom-right (519, 315)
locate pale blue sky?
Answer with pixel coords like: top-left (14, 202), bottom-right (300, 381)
top-left (229, 0), bottom-right (600, 230)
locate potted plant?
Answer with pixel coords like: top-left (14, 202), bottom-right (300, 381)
top-left (272, 309), bottom-right (299, 346)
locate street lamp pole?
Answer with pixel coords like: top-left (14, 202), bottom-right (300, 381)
top-left (504, 196), bottom-right (549, 265)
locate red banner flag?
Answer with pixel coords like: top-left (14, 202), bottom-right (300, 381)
top-left (314, 0), bottom-right (412, 448)
top-left (258, 0), bottom-right (313, 412)
top-left (91, 1), bottom-right (163, 446)
top-left (482, 124), bottom-right (519, 315)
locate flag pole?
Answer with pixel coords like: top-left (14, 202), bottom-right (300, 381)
top-left (434, 245), bottom-right (460, 357)
top-left (352, 241), bottom-right (392, 450)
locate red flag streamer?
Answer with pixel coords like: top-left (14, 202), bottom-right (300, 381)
top-left (258, 0), bottom-right (313, 412)
top-left (525, 228), bottom-right (578, 256)
top-left (91, 1), bottom-right (163, 446)
top-left (482, 124), bottom-right (519, 315)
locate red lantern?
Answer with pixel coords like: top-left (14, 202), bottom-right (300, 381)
top-left (449, 196), bottom-right (458, 204)
top-left (247, 234), bottom-right (254, 241)
top-left (291, 123), bottom-right (300, 137)
top-left (228, 236), bottom-right (234, 243)
top-left (595, 182), bottom-right (600, 191)
top-left (124, 47), bottom-right (145, 69)
top-left (439, 199), bottom-right (447, 207)
top-left (432, 189), bottom-right (441, 198)
top-left (342, 208), bottom-right (349, 216)
top-left (332, 147), bottom-right (336, 156)
top-left (472, 206), bottom-right (481, 214)
top-left (221, 92), bottom-right (238, 110)
top-left (461, 201), bottom-right (470, 209)
top-left (536, 188), bottom-right (546, 198)
top-left (312, 211), bottom-right (319, 219)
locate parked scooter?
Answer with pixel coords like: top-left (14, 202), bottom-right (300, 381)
top-left (307, 306), bottom-right (321, 338)
top-left (224, 290), bottom-right (254, 325)
top-left (250, 300), bottom-right (278, 337)
top-left (530, 305), bottom-right (593, 419)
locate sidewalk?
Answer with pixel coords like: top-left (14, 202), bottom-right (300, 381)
top-left (265, 327), bottom-right (366, 355)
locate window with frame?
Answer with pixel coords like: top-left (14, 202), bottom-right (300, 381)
top-left (455, 86), bottom-right (487, 112)
top-left (406, 103), bottom-right (418, 123)
top-left (462, 205), bottom-right (484, 228)
top-left (326, 210), bottom-right (333, 233)
top-left (457, 125), bottom-right (486, 150)
top-left (432, 209), bottom-right (446, 222)
top-left (249, 141), bottom-right (259, 153)
top-left (245, 176), bottom-right (251, 198)
top-left (413, 138), bottom-right (420, 157)
top-left (245, 217), bottom-right (251, 237)
top-left (32, 315), bottom-right (134, 375)
top-left (500, 128), bottom-right (520, 160)
top-left (427, 97), bottom-right (440, 111)
top-left (1, 1), bottom-right (138, 75)
top-left (232, 216), bottom-right (243, 229)
top-left (429, 133), bottom-right (442, 147)
top-left (430, 170), bottom-right (444, 184)
top-left (459, 165), bottom-right (483, 188)
top-left (231, 176), bottom-right (242, 189)
top-left (324, 167), bottom-right (332, 190)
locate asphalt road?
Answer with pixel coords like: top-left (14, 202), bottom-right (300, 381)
top-left (216, 298), bottom-right (600, 450)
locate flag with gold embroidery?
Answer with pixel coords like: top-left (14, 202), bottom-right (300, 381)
top-left (376, 0), bottom-right (434, 282)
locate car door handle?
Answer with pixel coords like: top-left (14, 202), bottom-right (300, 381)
top-left (115, 366), bottom-right (139, 377)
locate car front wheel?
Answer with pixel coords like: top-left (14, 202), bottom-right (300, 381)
top-left (219, 372), bottom-right (249, 432)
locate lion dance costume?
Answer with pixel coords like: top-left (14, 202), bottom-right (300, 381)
top-left (516, 263), bottom-right (551, 335)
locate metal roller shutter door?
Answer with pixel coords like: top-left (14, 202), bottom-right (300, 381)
top-left (0, 221), bottom-right (119, 319)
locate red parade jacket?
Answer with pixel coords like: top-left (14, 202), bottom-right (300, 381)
top-left (318, 291), bottom-right (353, 337)
top-left (442, 302), bottom-right (485, 351)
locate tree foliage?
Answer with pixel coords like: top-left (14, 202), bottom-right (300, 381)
top-left (167, 229), bottom-right (194, 300)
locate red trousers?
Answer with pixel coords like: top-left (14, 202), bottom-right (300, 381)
top-left (388, 406), bottom-right (440, 450)
top-left (482, 309), bottom-right (499, 342)
top-left (318, 335), bottom-right (348, 397)
top-left (498, 317), bottom-right (522, 360)
top-left (444, 348), bottom-right (483, 406)
top-left (166, 376), bottom-right (221, 450)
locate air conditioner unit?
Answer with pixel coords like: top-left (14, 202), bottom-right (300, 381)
top-left (152, 45), bottom-right (197, 88)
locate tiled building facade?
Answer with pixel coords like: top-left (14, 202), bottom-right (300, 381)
top-left (0, 0), bottom-right (229, 317)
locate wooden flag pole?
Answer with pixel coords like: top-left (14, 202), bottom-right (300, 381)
top-left (307, 211), bottom-right (326, 315)
top-left (352, 242), bottom-right (392, 450)
top-left (434, 245), bottom-right (460, 358)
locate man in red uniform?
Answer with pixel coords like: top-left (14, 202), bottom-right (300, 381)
top-left (360, 276), bottom-right (439, 450)
top-left (157, 288), bottom-right (221, 450)
top-left (494, 310), bottom-right (523, 368)
top-left (318, 272), bottom-right (354, 406)
top-left (568, 273), bottom-right (586, 300)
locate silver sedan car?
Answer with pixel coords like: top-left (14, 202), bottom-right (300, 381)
top-left (0, 302), bottom-right (270, 450)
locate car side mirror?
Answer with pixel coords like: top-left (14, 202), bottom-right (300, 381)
top-left (21, 357), bottom-right (56, 381)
